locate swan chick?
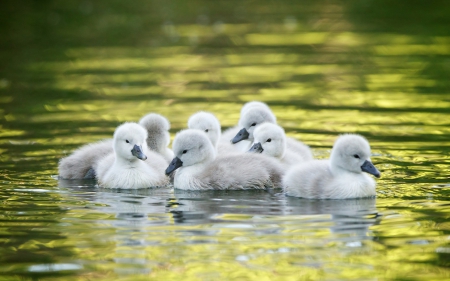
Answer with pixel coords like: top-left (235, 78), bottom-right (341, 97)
top-left (58, 139), bottom-right (113, 179)
top-left (248, 123), bottom-right (312, 166)
top-left (231, 106), bottom-right (276, 146)
top-left (283, 134), bottom-right (380, 199)
top-left (139, 113), bottom-right (173, 162)
top-left (188, 111), bottom-right (239, 155)
top-left (188, 111), bottom-right (221, 149)
top-left (96, 122), bottom-right (168, 189)
top-left (166, 129), bottom-right (283, 190)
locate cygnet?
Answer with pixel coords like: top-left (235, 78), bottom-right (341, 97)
top-left (230, 106), bottom-right (277, 151)
top-left (58, 113), bottom-right (172, 179)
top-left (248, 123), bottom-right (312, 167)
top-left (139, 113), bottom-right (173, 162)
top-left (95, 122), bottom-right (169, 189)
top-left (165, 129), bottom-right (283, 190)
top-left (58, 139), bottom-right (113, 179)
top-left (221, 101), bottom-right (275, 150)
top-left (188, 111), bottom-right (238, 155)
top-left (283, 134), bottom-right (381, 199)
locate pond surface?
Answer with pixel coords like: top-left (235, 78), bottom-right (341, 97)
top-left (1, 0), bottom-right (450, 280)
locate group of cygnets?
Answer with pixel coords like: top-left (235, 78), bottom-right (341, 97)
top-left (58, 101), bottom-right (381, 199)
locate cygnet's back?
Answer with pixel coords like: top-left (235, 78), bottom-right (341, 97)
top-left (283, 134), bottom-right (381, 199)
top-left (188, 111), bottom-right (238, 155)
top-left (166, 129), bottom-right (283, 190)
top-left (95, 122), bottom-right (168, 189)
top-left (139, 113), bottom-right (173, 162)
top-left (249, 123), bottom-right (312, 167)
top-left (58, 139), bottom-right (113, 179)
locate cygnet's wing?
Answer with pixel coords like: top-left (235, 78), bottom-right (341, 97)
top-left (283, 160), bottom-right (332, 198)
top-left (199, 154), bottom-right (283, 190)
top-left (286, 137), bottom-right (314, 162)
top-left (58, 139), bottom-right (113, 179)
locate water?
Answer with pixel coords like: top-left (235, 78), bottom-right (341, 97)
top-left (1, 0), bottom-right (450, 279)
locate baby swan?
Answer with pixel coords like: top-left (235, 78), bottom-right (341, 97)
top-left (221, 101), bottom-right (275, 150)
top-left (58, 113), bottom-right (172, 179)
top-left (249, 123), bottom-right (312, 167)
top-left (166, 129), bottom-right (283, 190)
top-left (95, 123), bottom-right (168, 189)
top-left (283, 134), bottom-right (381, 199)
top-left (230, 106), bottom-right (277, 152)
top-left (58, 139), bottom-right (113, 179)
top-left (188, 111), bottom-right (238, 155)
top-left (139, 113), bottom-right (173, 162)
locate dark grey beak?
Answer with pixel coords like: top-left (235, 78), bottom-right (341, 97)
top-left (231, 128), bottom-right (249, 144)
top-left (165, 157), bottom-right (183, 175)
top-left (361, 160), bottom-right (381, 178)
top-left (131, 144), bottom-right (147, 160)
top-left (248, 142), bottom-right (263, 153)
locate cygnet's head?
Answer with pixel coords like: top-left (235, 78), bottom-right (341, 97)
top-left (165, 129), bottom-right (216, 175)
top-left (240, 101), bottom-right (273, 117)
top-left (113, 122), bottom-right (148, 162)
top-left (231, 107), bottom-right (276, 144)
top-left (248, 123), bottom-right (286, 159)
top-left (330, 134), bottom-right (380, 178)
top-left (138, 113), bottom-right (171, 151)
top-left (188, 111), bottom-right (221, 148)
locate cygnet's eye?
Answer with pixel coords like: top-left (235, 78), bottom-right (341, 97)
top-left (205, 129), bottom-right (209, 133)
top-left (182, 150), bottom-right (188, 154)
top-left (125, 140), bottom-right (130, 143)
top-left (353, 154), bottom-right (360, 159)
top-left (266, 138), bottom-right (272, 142)
top-left (250, 123), bottom-right (257, 127)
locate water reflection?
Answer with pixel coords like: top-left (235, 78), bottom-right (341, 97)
top-left (57, 179), bottom-right (383, 276)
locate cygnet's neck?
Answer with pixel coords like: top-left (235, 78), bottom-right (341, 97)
top-left (115, 155), bottom-right (142, 168)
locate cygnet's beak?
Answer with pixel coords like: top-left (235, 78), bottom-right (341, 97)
top-left (361, 160), bottom-right (381, 178)
top-left (165, 157), bottom-right (183, 175)
top-left (131, 144), bottom-right (147, 160)
top-left (248, 142), bottom-right (264, 153)
top-left (231, 128), bottom-right (249, 144)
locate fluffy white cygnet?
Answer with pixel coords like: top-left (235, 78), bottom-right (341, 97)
top-left (221, 101), bottom-right (275, 151)
top-left (249, 123), bottom-right (312, 167)
top-left (229, 105), bottom-right (277, 152)
top-left (165, 129), bottom-right (284, 190)
top-left (283, 134), bottom-right (381, 199)
top-left (95, 122), bottom-right (169, 189)
top-left (58, 139), bottom-right (113, 179)
top-left (58, 113), bottom-right (172, 179)
top-left (139, 113), bottom-right (173, 162)
top-left (188, 111), bottom-right (238, 155)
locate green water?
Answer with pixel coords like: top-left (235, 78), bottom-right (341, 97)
top-left (1, 0), bottom-right (450, 280)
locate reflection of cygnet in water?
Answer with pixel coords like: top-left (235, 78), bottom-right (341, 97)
top-left (248, 122), bottom-right (312, 168)
top-left (284, 134), bottom-right (381, 199)
top-left (285, 197), bottom-right (380, 245)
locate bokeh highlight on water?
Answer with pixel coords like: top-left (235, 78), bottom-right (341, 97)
top-left (1, 0), bottom-right (450, 280)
